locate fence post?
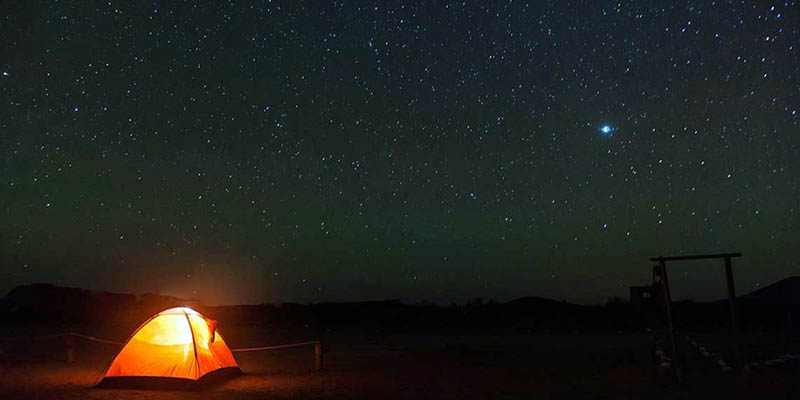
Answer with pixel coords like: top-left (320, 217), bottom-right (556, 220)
top-left (314, 341), bottom-right (323, 371)
top-left (657, 258), bottom-right (680, 381)
top-left (724, 256), bottom-right (740, 334)
top-left (66, 335), bottom-right (75, 364)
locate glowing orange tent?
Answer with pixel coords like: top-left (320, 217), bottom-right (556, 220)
top-left (97, 307), bottom-right (240, 387)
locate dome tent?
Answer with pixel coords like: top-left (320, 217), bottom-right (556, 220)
top-left (97, 307), bottom-right (240, 388)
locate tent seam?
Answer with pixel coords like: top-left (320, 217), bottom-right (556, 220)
top-left (183, 311), bottom-right (201, 380)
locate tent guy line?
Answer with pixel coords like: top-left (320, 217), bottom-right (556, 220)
top-left (0, 331), bottom-right (318, 350)
top-left (0, 332), bottom-right (121, 344)
top-left (230, 340), bottom-right (320, 352)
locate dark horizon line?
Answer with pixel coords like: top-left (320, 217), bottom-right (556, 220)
top-left (5, 279), bottom-right (789, 308)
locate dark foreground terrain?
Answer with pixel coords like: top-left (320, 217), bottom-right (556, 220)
top-left (1, 282), bottom-right (798, 398)
top-left (0, 325), bottom-right (797, 400)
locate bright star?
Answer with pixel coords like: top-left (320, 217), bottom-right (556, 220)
top-left (600, 125), bottom-right (612, 134)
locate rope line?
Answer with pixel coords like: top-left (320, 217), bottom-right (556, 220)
top-left (1, 332), bottom-right (318, 352)
top-left (231, 341), bottom-right (320, 352)
top-left (0, 332), bottom-right (122, 344)
top-left (68, 333), bottom-right (123, 345)
top-left (0, 333), bottom-right (70, 342)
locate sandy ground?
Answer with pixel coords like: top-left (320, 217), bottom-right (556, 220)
top-left (0, 327), bottom-right (796, 399)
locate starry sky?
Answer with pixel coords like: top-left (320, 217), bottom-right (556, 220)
top-left (1, 1), bottom-right (798, 305)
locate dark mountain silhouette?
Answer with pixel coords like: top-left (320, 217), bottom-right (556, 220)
top-left (742, 277), bottom-right (800, 304)
top-left (1, 279), bottom-right (797, 334)
top-left (663, 277), bottom-right (800, 332)
top-left (1, 283), bottom-right (186, 323)
top-left (0, 284), bottom-right (642, 331)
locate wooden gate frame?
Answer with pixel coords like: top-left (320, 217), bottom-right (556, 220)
top-left (650, 252), bottom-right (742, 377)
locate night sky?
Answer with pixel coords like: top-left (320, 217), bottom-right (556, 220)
top-left (1, 1), bottom-right (798, 305)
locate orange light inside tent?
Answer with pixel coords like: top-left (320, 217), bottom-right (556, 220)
top-left (132, 314), bottom-right (194, 346)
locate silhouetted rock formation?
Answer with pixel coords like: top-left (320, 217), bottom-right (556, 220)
top-left (743, 277), bottom-right (800, 305)
top-left (2, 279), bottom-right (797, 336)
top-left (1, 284), bottom-right (185, 323)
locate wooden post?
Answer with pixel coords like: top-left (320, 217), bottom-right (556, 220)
top-left (314, 341), bottom-right (323, 371)
top-left (790, 306), bottom-right (799, 354)
top-left (66, 335), bottom-right (75, 364)
top-left (657, 258), bottom-right (680, 380)
top-left (723, 256), bottom-right (742, 372)
top-left (724, 256), bottom-right (739, 333)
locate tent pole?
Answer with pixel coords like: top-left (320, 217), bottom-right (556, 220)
top-left (184, 312), bottom-right (201, 379)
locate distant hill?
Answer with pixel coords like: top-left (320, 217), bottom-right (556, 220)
top-left (742, 277), bottom-right (800, 305)
top-left (2, 278), bottom-right (797, 332)
top-left (1, 283), bottom-right (190, 323)
top-left (0, 283), bottom-right (625, 331)
top-left (504, 296), bottom-right (585, 310)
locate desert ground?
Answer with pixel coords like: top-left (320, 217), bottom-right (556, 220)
top-left (0, 324), bottom-right (797, 399)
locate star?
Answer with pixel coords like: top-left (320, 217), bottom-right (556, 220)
top-left (600, 125), bottom-right (613, 134)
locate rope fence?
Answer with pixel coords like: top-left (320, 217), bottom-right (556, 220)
top-left (0, 332), bottom-right (323, 370)
top-left (65, 333), bottom-right (124, 345)
top-left (231, 340), bottom-right (320, 352)
top-left (0, 332), bottom-right (75, 342)
top-left (231, 340), bottom-right (323, 370)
